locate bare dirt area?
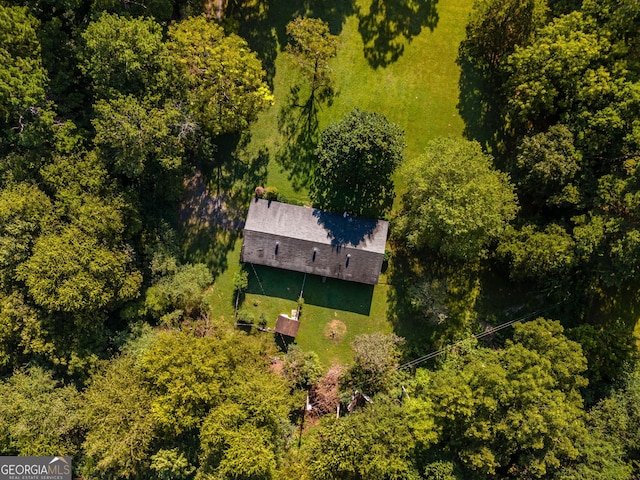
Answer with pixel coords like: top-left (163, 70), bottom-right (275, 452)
top-left (323, 320), bottom-right (347, 343)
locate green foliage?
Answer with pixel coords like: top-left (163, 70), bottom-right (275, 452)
top-left (91, 0), bottom-right (175, 22)
top-left (283, 345), bottom-right (322, 389)
top-left (17, 225), bottom-right (142, 313)
top-left (310, 108), bottom-right (405, 218)
top-left (413, 318), bottom-right (592, 478)
top-left (285, 17), bottom-right (339, 96)
top-left (166, 15), bottom-right (273, 136)
top-left (0, 366), bottom-right (82, 456)
top-left (497, 223), bottom-right (576, 282)
top-left (0, 182), bottom-right (53, 290)
top-left (150, 448), bottom-right (195, 480)
top-left (396, 137), bottom-right (518, 261)
top-left (93, 95), bottom-right (185, 179)
top-left (80, 13), bottom-right (168, 100)
top-left (83, 354), bottom-right (156, 479)
top-left (145, 262), bottom-right (213, 323)
top-left (589, 362), bottom-right (640, 477)
top-left (514, 124), bottom-right (582, 207)
top-left (345, 332), bottom-right (404, 396)
top-left (304, 401), bottom-right (421, 480)
top-left (0, 4), bottom-right (48, 145)
top-left (460, 0), bottom-right (548, 73)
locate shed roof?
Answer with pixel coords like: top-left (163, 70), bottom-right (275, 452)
top-left (244, 199), bottom-right (388, 254)
top-left (275, 314), bottom-right (300, 337)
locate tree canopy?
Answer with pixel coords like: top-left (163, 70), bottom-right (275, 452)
top-left (395, 137), bottom-right (518, 260)
top-left (310, 108), bottom-right (405, 218)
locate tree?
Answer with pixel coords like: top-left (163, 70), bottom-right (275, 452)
top-left (0, 366), bottom-right (82, 456)
top-left (513, 124), bottom-right (582, 207)
top-left (166, 15), bottom-right (273, 137)
top-left (92, 95), bottom-right (186, 179)
top-left (0, 4), bottom-right (48, 149)
top-left (395, 137), bottom-right (518, 261)
top-left (17, 225), bottom-right (142, 313)
top-left (0, 183), bottom-right (53, 290)
top-left (79, 13), bottom-right (168, 100)
top-left (304, 401), bottom-right (421, 480)
top-left (345, 332), bottom-right (405, 396)
top-left (285, 17), bottom-right (339, 97)
top-left (83, 355), bottom-right (157, 479)
top-left (310, 108), bottom-right (405, 218)
top-left (459, 0), bottom-right (548, 75)
top-left (496, 223), bottom-right (576, 282)
top-left (412, 319), bottom-right (596, 478)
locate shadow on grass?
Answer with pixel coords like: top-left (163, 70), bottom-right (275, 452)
top-left (386, 244), bottom-right (484, 358)
top-left (456, 52), bottom-right (506, 160)
top-left (246, 264), bottom-right (374, 315)
top-left (180, 132), bottom-right (269, 278)
top-left (357, 0), bottom-right (440, 69)
top-left (275, 84), bottom-right (330, 191)
top-left (226, 0), bottom-right (356, 88)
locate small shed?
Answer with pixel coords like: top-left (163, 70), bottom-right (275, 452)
top-left (241, 199), bottom-right (389, 285)
top-left (274, 314), bottom-right (300, 338)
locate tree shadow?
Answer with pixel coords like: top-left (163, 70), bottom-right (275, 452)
top-left (386, 244), bottom-right (484, 358)
top-left (312, 209), bottom-right (377, 247)
top-left (180, 132), bottom-right (269, 277)
top-left (276, 84), bottom-right (332, 191)
top-left (357, 0), bottom-right (440, 69)
top-left (227, 0), bottom-right (356, 89)
top-left (456, 52), bottom-right (505, 160)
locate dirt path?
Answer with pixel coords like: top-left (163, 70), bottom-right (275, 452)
top-left (180, 171), bottom-right (245, 231)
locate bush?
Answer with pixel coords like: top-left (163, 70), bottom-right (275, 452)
top-left (264, 186), bottom-right (279, 201)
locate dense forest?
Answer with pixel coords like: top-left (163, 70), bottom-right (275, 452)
top-left (0, 0), bottom-right (639, 478)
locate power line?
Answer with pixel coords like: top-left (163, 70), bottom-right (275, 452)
top-left (398, 309), bottom-right (543, 370)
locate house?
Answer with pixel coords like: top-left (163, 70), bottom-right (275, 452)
top-left (241, 199), bottom-right (389, 285)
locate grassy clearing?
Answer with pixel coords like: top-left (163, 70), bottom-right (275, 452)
top-left (193, 0), bottom-right (473, 366)
top-left (241, 0), bottom-right (473, 201)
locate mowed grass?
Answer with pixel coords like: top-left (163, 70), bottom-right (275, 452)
top-left (200, 0), bottom-right (473, 366)
top-left (242, 0), bottom-right (473, 201)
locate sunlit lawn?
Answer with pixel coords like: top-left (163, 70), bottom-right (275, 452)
top-left (198, 0), bottom-right (473, 366)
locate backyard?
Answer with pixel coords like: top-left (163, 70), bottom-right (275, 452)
top-left (189, 0), bottom-right (475, 368)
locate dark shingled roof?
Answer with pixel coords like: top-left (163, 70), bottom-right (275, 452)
top-left (241, 199), bottom-right (389, 284)
top-left (275, 314), bottom-right (300, 338)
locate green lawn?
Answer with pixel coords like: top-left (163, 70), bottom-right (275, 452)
top-left (240, 0), bottom-right (473, 202)
top-left (198, 0), bottom-right (473, 367)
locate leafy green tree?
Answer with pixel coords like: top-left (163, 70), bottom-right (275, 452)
top-left (513, 124), bottom-right (582, 207)
top-left (92, 95), bottom-right (186, 179)
top-left (412, 319), bottom-right (593, 478)
top-left (166, 15), bottom-right (273, 136)
top-left (497, 223), bottom-right (576, 282)
top-left (310, 108), bottom-right (405, 218)
top-left (79, 13), bottom-right (168, 100)
top-left (83, 355), bottom-right (157, 479)
top-left (144, 262), bottom-right (213, 324)
top-left (345, 332), bottom-right (405, 396)
top-left (0, 4), bottom-right (48, 148)
top-left (304, 401), bottom-right (421, 480)
top-left (395, 137), bottom-right (518, 261)
top-left (0, 366), bottom-right (82, 457)
top-left (283, 345), bottom-right (322, 390)
top-left (285, 17), bottom-right (339, 97)
top-left (589, 362), bottom-right (640, 477)
top-left (17, 224), bottom-right (142, 313)
top-left (458, 0), bottom-right (548, 74)
top-left (0, 183), bottom-right (53, 290)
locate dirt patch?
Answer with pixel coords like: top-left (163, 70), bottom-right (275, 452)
top-left (323, 320), bottom-right (347, 343)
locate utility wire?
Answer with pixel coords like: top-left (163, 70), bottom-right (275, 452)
top-left (398, 309), bottom-right (544, 370)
